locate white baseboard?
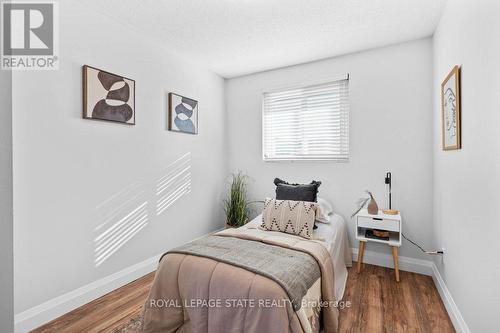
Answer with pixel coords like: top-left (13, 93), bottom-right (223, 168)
top-left (351, 247), bottom-right (434, 276)
top-left (431, 264), bottom-right (471, 333)
top-left (351, 247), bottom-right (470, 333)
top-left (14, 254), bottom-right (161, 333)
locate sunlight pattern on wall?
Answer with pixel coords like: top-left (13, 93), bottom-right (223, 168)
top-left (93, 181), bottom-right (145, 232)
top-left (93, 181), bottom-right (149, 267)
top-left (156, 152), bottom-right (192, 216)
top-left (93, 152), bottom-right (192, 267)
top-left (94, 201), bottom-right (149, 267)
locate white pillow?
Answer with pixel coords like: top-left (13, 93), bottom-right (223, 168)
top-left (316, 197), bottom-right (333, 224)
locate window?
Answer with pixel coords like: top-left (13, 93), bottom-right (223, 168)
top-left (262, 76), bottom-right (349, 161)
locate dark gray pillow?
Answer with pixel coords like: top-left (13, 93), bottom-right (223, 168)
top-left (274, 178), bottom-right (321, 203)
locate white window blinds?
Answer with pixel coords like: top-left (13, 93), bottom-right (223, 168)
top-left (263, 77), bottom-right (349, 161)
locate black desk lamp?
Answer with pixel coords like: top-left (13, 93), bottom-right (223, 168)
top-left (383, 172), bottom-right (398, 215)
top-left (385, 172), bottom-right (392, 209)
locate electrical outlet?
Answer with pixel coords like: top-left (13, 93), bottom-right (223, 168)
top-left (440, 247), bottom-right (446, 263)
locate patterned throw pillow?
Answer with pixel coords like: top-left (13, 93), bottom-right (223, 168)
top-left (260, 198), bottom-right (318, 239)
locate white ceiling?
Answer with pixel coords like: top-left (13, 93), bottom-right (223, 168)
top-left (84, 0), bottom-right (447, 78)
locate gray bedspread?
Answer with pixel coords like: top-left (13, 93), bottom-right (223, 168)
top-left (166, 235), bottom-right (321, 311)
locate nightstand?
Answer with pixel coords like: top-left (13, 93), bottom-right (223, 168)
top-left (355, 208), bottom-right (402, 282)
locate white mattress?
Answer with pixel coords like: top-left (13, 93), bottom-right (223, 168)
top-left (313, 214), bottom-right (352, 300)
top-left (244, 213), bottom-right (352, 301)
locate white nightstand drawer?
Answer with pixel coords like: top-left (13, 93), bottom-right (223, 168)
top-left (357, 216), bottom-right (400, 232)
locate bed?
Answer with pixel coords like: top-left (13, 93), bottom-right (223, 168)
top-left (141, 213), bottom-right (352, 333)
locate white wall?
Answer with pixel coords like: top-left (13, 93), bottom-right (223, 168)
top-left (13, 0), bottom-right (226, 318)
top-left (433, 0), bottom-right (500, 331)
top-left (226, 38), bottom-right (434, 260)
top-left (1, 65), bottom-right (14, 332)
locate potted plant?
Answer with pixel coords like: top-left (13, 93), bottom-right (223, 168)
top-left (223, 172), bottom-right (251, 228)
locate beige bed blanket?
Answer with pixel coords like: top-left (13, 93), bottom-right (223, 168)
top-left (141, 228), bottom-right (339, 333)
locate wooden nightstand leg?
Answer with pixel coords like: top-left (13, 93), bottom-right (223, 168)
top-left (392, 246), bottom-right (400, 282)
top-left (357, 241), bottom-right (365, 273)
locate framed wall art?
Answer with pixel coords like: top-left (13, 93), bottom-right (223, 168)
top-left (83, 65), bottom-right (135, 125)
top-left (441, 65), bottom-right (461, 150)
top-left (168, 92), bottom-right (198, 134)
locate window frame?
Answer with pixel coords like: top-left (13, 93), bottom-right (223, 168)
top-left (261, 75), bottom-right (350, 162)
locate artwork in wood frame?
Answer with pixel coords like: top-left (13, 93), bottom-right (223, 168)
top-left (441, 65), bottom-right (461, 150)
top-left (168, 93), bottom-right (198, 134)
top-left (83, 65), bottom-right (135, 125)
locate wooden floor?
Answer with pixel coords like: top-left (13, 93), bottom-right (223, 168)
top-left (31, 272), bottom-right (155, 333)
top-left (338, 264), bottom-right (454, 333)
top-left (31, 264), bottom-right (454, 333)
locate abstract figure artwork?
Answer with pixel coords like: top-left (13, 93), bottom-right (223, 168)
top-left (83, 65), bottom-right (135, 125)
top-left (168, 93), bottom-right (198, 134)
top-left (441, 65), bottom-right (461, 150)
